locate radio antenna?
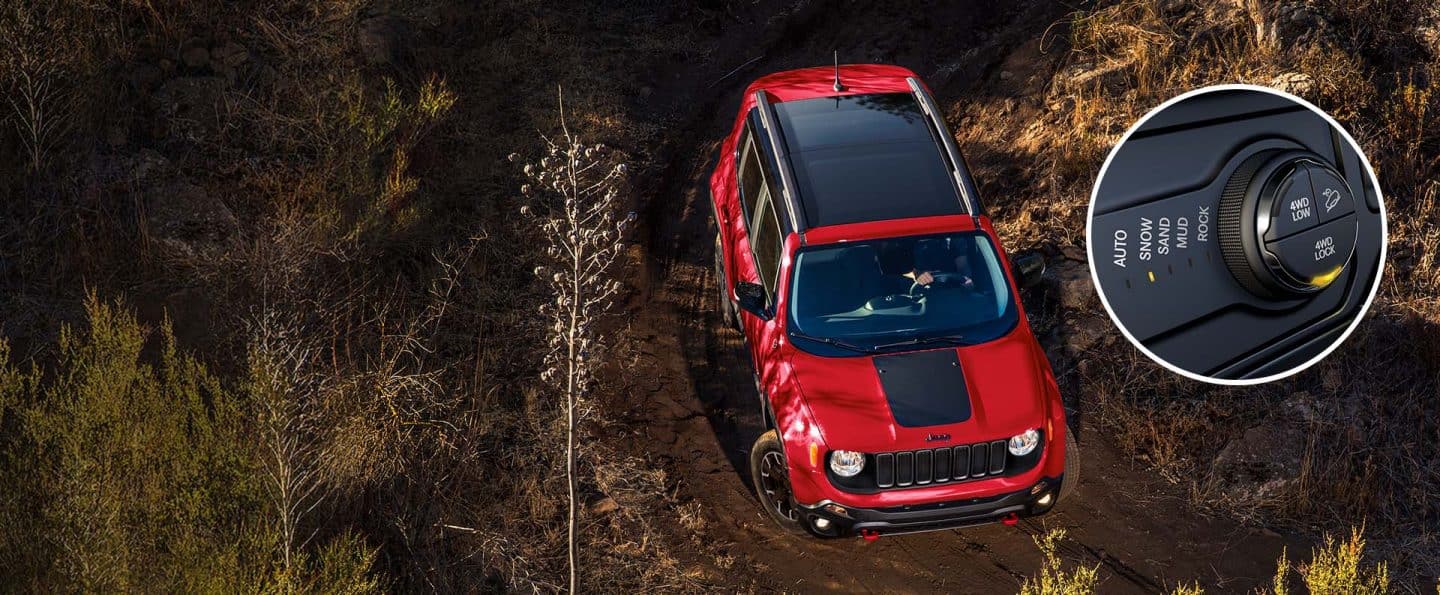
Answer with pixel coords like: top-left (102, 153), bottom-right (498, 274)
top-left (832, 50), bottom-right (845, 93)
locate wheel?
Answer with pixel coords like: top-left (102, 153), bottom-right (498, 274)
top-left (1056, 429), bottom-right (1080, 507)
top-left (715, 233), bottom-right (739, 330)
top-left (749, 429), bottom-right (807, 535)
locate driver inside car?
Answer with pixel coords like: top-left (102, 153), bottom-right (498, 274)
top-left (876, 238), bottom-right (974, 292)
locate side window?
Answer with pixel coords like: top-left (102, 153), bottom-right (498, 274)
top-left (737, 133), bottom-right (769, 232)
top-left (751, 199), bottom-right (783, 295)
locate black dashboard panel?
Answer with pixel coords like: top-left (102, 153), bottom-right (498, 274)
top-left (1090, 89), bottom-right (1385, 380)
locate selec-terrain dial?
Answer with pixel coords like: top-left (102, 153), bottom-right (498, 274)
top-left (1217, 150), bottom-right (1357, 298)
top-left (1087, 86), bottom-right (1386, 383)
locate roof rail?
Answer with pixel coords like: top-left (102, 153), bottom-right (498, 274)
top-left (907, 77), bottom-right (980, 216)
top-left (753, 90), bottom-right (808, 240)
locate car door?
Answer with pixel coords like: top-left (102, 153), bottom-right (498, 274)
top-left (743, 188), bottom-right (786, 395)
top-left (733, 120), bottom-right (795, 417)
top-left (726, 126), bottom-right (766, 295)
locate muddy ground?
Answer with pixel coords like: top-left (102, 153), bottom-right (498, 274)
top-left (601, 1), bottom-right (1309, 592)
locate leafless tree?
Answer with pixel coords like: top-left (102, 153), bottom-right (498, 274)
top-left (514, 87), bottom-right (631, 593)
top-left (247, 307), bottom-right (326, 573)
top-left (0, 6), bottom-right (78, 173)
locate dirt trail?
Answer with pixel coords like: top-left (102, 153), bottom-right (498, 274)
top-left (617, 2), bottom-right (1302, 592)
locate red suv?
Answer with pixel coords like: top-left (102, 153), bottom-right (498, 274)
top-left (710, 64), bottom-right (1077, 538)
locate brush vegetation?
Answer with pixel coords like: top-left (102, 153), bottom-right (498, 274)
top-left (962, 0), bottom-right (1439, 582)
top-left (1, 0), bottom-right (1435, 591)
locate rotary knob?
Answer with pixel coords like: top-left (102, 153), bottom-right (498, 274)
top-left (1218, 150), bottom-right (1358, 298)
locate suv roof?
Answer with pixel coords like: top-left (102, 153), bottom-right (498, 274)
top-left (742, 65), bottom-right (982, 240)
top-left (774, 93), bottom-right (964, 227)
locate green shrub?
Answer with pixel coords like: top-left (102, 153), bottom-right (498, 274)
top-left (1272, 528), bottom-right (1390, 595)
top-left (1020, 528), bottom-right (1100, 595)
top-left (0, 295), bottom-right (380, 592)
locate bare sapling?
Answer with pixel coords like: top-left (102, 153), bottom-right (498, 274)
top-left (247, 307), bottom-right (327, 576)
top-left (513, 87), bottom-right (632, 593)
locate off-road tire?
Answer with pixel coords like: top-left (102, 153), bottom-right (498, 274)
top-left (1057, 429), bottom-right (1080, 507)
top-left (715, 233), bottom-right (739, 330)
top-left (749, 429), bottom-right (808, 536)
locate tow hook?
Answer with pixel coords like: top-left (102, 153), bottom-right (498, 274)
top-left (1001, 513), bottom-right (1020, 526)
top-left (860, 529), bottom-right (881, 542)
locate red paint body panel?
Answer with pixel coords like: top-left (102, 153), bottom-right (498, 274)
top-left (709, 66), bottom-right (1067, 514)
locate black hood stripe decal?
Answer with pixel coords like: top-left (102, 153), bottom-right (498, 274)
top-left (873, 349), bottom-right (972, 427)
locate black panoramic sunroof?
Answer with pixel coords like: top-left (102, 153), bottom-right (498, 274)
top-left (772, 93), bottom-right (962, 227)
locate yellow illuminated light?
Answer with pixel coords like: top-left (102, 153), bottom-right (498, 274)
top-left (1147, 271), bottom-right (1156, 283)
top-left (809, 443), bottom-right (820, 467)
top-left (1309, 265), bottom-right (1344, 288)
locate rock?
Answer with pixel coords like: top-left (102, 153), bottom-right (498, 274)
top-left (1420, 7), bottom-right (1440, 48)
top-left (1052, 259), bottom-right (1097, 312)
top-left (145, 179), bottom-right (238, 259)
top-left (1279, 392), bottom-right (1319, 425)
top-left (88, 149), bottom-right (170, 193)
top-left (1270, 72), bottom-right (1314, 96)
top-left (1061, 315), bottom-right (1111, 355)
top-left (647, 422), bottom-right (677, 445)
top-left (131, 150), bottom-right (170, 182)
top-left (182, 45), bottom-right (210, 69)
top-left (155, 77), bottom-right (226, 140)
top-left (657, 394), bottom-right (701, 420)
top-left (1160, 0), bottom-right (1191, 14)
top-left (1066, 61), bottom-right (1132, 90)
top-left (1256, 3), bottom-right (1330, 49)
top-left (587, 496), bottom-right (619, 516)
top-left (210, 42), bottom-right (248, 67)
top-left (1214, 419), bottom-right (1307, 502)
top-left (209, 42), bottom-right (249, 85)
top-left (357, 15), bottom-right (412, 66)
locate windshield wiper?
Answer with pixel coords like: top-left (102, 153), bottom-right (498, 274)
top-left (788, 331), bottom-right (878, 354)
top-left (873, 334), bottom-right (969, 351)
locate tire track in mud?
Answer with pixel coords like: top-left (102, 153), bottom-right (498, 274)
top-left (619, 1), bottom-right (1302, 592)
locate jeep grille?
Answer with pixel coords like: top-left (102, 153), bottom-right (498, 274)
top-left (874, 440), bottom-right (1008, 489)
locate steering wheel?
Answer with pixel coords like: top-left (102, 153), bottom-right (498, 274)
top-left (909, 272), bottom-right (975, 296)
top-left (907, 272), bottom-right (951, 296)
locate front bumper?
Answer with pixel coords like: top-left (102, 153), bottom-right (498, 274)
top-left (798, 475), bottom-right (1064, 537)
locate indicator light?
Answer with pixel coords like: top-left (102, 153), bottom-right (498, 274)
top-left (1309, 265), bottom-right (1344, 288)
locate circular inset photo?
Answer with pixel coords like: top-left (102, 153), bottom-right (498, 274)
top-left (1086, 85), bottom-right (1387, 384)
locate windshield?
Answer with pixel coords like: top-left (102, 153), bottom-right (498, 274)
top-left (787, 231), bottom-right (1019, 355)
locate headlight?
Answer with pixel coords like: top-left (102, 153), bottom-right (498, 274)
top-left (829, 450), bottom-right (865, 477)
top-left (1008, 429), bottom-right (1040, 456)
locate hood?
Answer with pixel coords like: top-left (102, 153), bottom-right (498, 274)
top-left (788, 329), bottom-right (1050, 453)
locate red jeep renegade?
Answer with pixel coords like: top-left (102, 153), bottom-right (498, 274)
top-left (710, 64), bottom-right (1077, 538)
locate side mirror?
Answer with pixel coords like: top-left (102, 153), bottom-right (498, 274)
top-left (735, 281), bottom-right (772, 320)
top-left (1013, 252), bottom-right (1046, 288)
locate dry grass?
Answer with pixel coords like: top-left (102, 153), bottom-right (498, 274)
top-left (964, 0), bottom-right (1440, 583)
top-left (0, 0), bottom-right (734, 591)
top-left (4, 0), bottom-right (1432, 590)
